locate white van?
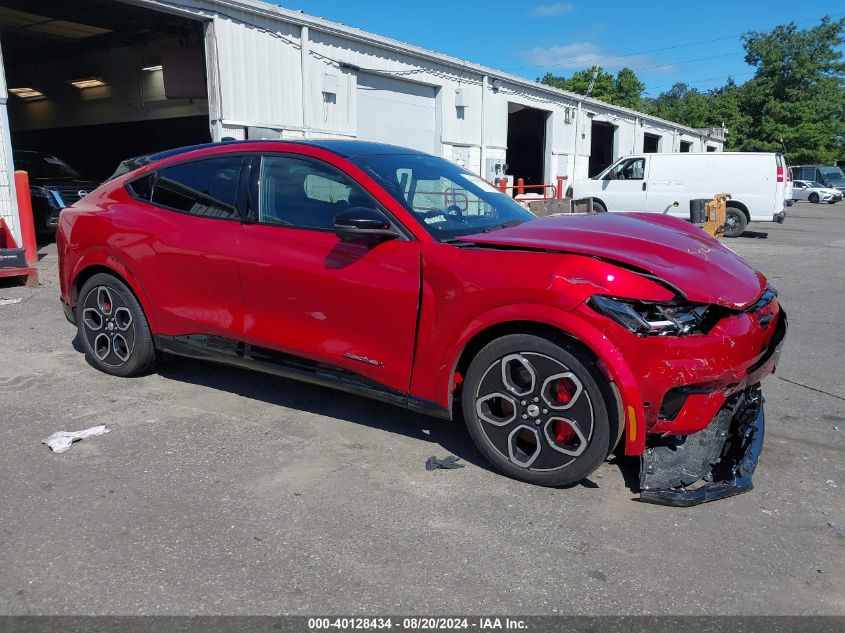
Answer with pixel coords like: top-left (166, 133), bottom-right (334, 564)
top-left (571, 152), bottom-right (789, 237)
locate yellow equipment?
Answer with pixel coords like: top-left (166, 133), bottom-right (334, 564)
top-left (703, 193), bottom-right (730, 238)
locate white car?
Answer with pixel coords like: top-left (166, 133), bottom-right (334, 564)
top-left (792, 180), bottom-right (842, 204)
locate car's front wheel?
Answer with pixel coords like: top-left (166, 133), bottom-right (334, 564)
top-left (461, 334), bottom-right (612, 487)
top-left (808, 193), bottom-right (820, 203)
top-left (76, 273), bottom-right (158, 377)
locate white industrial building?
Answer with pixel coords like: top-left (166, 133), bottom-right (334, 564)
top-left (0, 0), bottom-right (725, 244)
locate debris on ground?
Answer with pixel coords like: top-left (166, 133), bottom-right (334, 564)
top-left (825, 479), bottom-right (837, 488)
top-left (42, 425), bottom-right (111, 453)
top-left (425, 455), bottom-right (465, 471)
top-left (0, 297), bottom-right (23, 306)
top-left (828, 522), bottom-right (845, 539)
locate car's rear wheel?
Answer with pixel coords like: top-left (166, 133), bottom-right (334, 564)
top-left (461, 334), bottom-right (611, 486)
top-left (724, 207), bottom-right (748, 238)
top-left (809, 192), bottom-right (820, 203)
top-left (76, 273), bottom-right (158, 377)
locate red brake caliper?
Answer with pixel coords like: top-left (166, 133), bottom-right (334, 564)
top-left (553, 419), bottom-right (577, 444)
top-left (553, 378), bottom-right (576, 405)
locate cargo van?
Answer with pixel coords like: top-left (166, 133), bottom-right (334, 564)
top-left (571, 152), bottom-right (789, 237)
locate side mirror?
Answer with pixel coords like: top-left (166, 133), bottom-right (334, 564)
top-left (333, 207), bottom-right (400, 242)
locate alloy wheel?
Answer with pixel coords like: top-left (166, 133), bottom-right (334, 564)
top-left (81, 285), bottom-right (136, 367)
top-left (474, 352), bottom-right (594, 471)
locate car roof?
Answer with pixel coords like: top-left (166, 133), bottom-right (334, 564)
top-left (109, 139), bottom-right (423, 181)
top-left (157, 139), bottom-right (419, 160)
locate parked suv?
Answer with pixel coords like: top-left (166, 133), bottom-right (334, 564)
top-left (57, 141), bottom-right (786, 506)
top-left (12, 150), bottom-right (101, 234)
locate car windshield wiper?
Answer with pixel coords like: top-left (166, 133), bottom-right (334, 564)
top-left (481, 219), bottom-right (523, 233)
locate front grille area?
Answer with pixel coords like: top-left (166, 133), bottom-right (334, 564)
top-left (51, 186), bottom-right (90, 207)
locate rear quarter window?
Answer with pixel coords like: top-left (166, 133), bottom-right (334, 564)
top-left (130, 156), bottom-right (244, 220)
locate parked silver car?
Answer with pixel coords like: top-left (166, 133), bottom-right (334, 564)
top-left (792, 180), bottom-right (842, 204)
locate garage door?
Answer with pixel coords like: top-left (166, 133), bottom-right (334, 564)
top-left (357, 73), bottom-right (436, 154)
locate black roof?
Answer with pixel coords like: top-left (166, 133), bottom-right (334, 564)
top-left (108, 139), bottom-right (423, 180)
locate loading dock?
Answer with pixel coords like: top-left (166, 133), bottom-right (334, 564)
top-left (356, 73), bottom-right (437, 154)
top-left (588, 120), bottom-right (616, 177)
top-left (0, 0), bottom-right (212, 185)
top-left (505, 103), bottom-right (548, 189)
top-left (643, 132), bottom-right (661, 153)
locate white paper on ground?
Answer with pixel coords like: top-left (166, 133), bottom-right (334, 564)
top-left (0, 298), bottom-right (23, 306)
top-left (42, 425), bottom-right (111, 453)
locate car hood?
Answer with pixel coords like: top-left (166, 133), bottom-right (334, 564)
top-left (457, 213), bottom-right (766, 308)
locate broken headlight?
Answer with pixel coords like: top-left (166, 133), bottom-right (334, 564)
top-left (589, 295), bottom-right (723, 336)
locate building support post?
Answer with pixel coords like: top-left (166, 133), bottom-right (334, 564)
top-left (480, 75), bottom-right (488, 178)
top-left (300, 25), bottom-right (310, 138)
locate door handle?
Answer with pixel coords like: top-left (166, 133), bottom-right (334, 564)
top-left (642, 182), bottom-right (647, 191)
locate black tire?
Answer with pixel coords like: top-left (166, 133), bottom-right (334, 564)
top-left (461, 334), bottom-right (612, 487)
top-left (724, 207), bottom-right (748, 238)
top-left (591, 199), bottom-right (607, 213)
top-left (76, 273), bottom-right (158, 377)
top-left (808, 193), bottom-right (819, 204)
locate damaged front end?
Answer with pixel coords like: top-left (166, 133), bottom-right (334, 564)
top-left (639, 385), bottom-right (765, 506)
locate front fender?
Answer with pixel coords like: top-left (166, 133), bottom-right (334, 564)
top-left (431, 303), bottom-right (646, 456)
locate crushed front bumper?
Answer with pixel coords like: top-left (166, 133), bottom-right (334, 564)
top-left (639, 386), bottom-right (766, 506)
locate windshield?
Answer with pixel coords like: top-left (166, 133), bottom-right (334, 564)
top-left (819, 167), bottom-right (845, 184)
top-left (349, 153), bottom-right (535, 241)
top-left (808, 181), bottom-right (824, 188)
top-left (13, 152), bottom-right (81, 179)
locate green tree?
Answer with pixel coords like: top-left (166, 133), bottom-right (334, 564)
top-left (540, 66), bottom-right (645, 109)
top-left (613, 68), bottom-right (646, 110)
top-left (737, 16), bottom-right (845, 162)
top-left (646, 83), bottom-right (711, 128)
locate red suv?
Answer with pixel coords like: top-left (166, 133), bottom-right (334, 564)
top-left (57, 141), bottom-right (786, 505)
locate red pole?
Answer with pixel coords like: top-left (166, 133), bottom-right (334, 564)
top-left (497, 179), bottom-right (507, 193)
top-left (14, 171), bottom-right (38, 267)
top-left (517, 178), bottom-right (525, 196)
top-left (556, 176), bottom-right (567, 199)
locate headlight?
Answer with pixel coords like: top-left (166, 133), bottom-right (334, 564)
top-left (589, 295), bottom-right (723, 336)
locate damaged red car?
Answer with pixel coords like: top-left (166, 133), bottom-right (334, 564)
top-left (57, 141), bottom-right (786, 505)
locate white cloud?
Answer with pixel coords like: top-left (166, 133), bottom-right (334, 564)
top-left (520, 42), bottom-right (669, 73)
top-left (529, 3), bottom-right (575, 17)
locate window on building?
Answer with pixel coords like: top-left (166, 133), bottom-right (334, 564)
top-left (680, 141), bottom-right (692, 153)
top-left (151, 156), bottom-right (243, 219)
top-left (706, 145), bottom-right (717, 152)
top-left (257, 155), bottom-right (378, 230)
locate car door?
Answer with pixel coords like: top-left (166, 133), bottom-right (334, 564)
top-left (237, 151), bottom-right (422, 394)
top-left (124, 155), bottom-right (246, 339)
top-left (597, 156), bottom-right (647, 211)
top-left (792, 181), bottom-right (808, 201)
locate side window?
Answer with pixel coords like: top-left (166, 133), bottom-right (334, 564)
top-left (127, 174), bottom-right (154, 201)
top-left (607, 158), bottom-right (645, 180)
top-left (258, 155), bottom-right (378, 230)
top-left (150, 156), bottom-right (243, 219)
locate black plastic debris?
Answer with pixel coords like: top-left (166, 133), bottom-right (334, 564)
top-left (425, 455), bottom-right (464, 471)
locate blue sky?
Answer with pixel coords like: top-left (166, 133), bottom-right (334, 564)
top-left (279, 1), bottom-right (844, 95)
